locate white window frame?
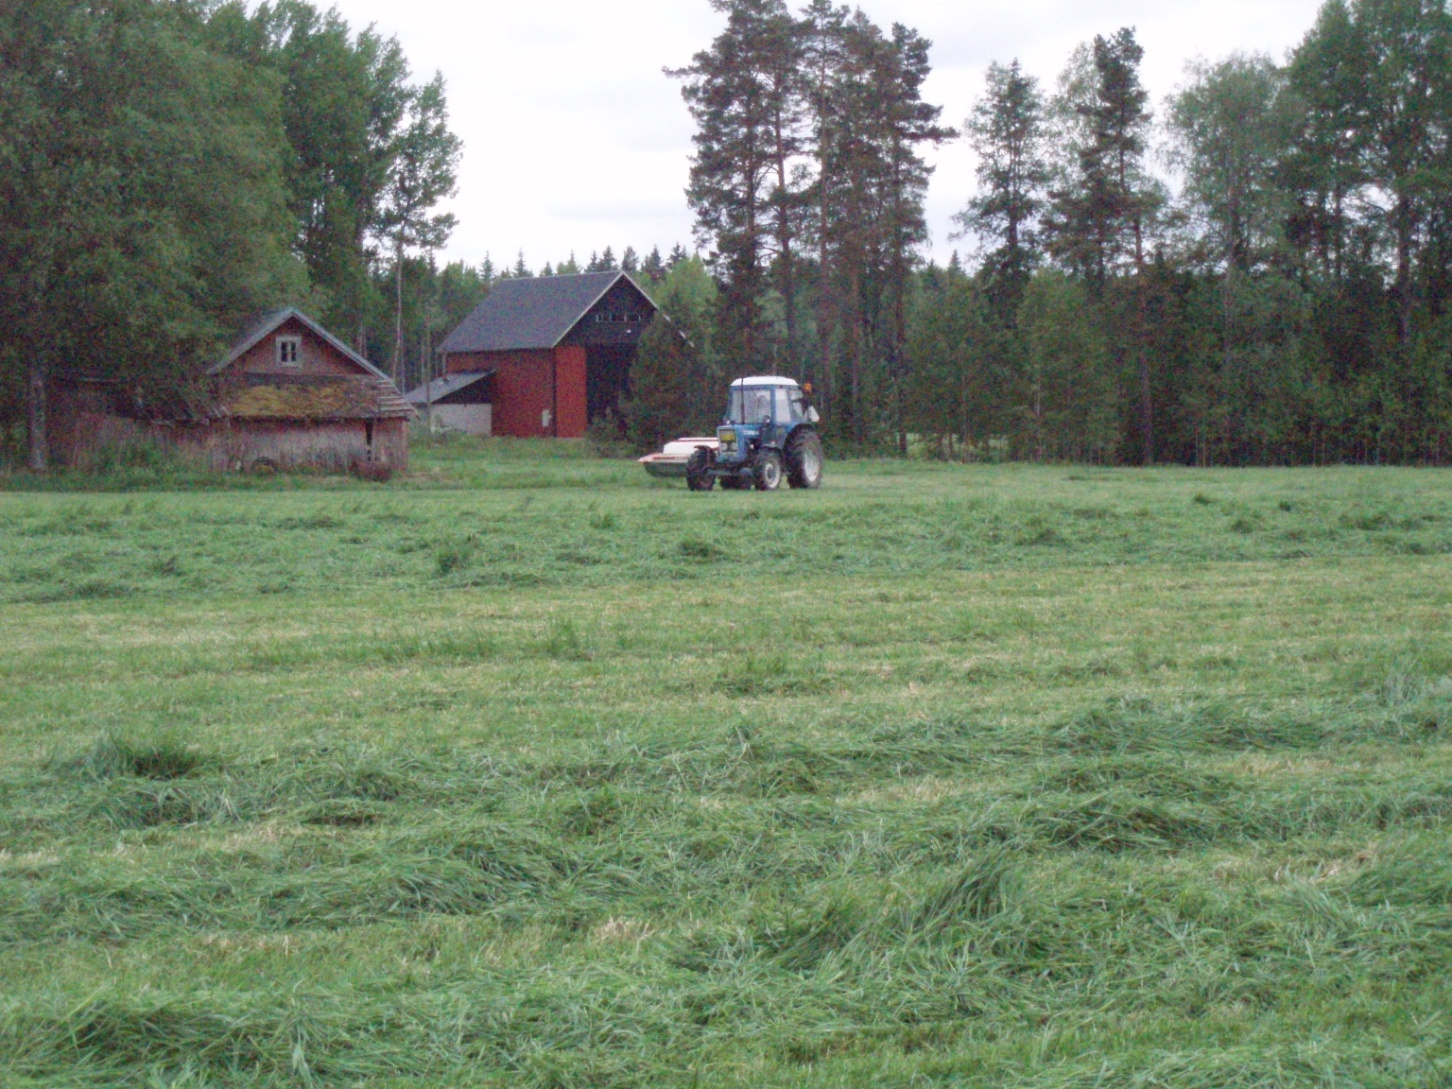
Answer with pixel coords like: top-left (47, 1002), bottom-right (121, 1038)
top-left (276, 335), bottom-right (301, 367)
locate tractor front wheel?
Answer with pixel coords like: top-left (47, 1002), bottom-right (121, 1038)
top-left (686, 447), bottom-right (715, 491)
top-left (753, 450), bottom-right (783, 491)
top-left (785, 429), bottom-right (823, 489)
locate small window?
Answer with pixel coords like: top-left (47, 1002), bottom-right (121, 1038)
top-left (276, 336), bottom-right (300, 367)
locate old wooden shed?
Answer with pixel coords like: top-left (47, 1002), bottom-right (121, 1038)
top-left (45, 307), bottom-right (413, 472)
top-left (203, 308), bottom-right (413, 471)
top-left (435, 271), bottom-right (658, 438)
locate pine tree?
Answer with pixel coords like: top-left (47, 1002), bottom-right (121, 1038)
top-left (958, 59), bottom-right (1048, 316)
top-left (812, 13), bottom-right (953, 447)
top-left (670, 0), bottom-right (800, 372)
top-left (1043, 29), bottom-right (1158, 283)
top-left (380, 73), bottom-right (460, 383)
top-left (1042, 28), bottom-right (1161, 462)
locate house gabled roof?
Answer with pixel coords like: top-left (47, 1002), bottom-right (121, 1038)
top-left (212, 308), bottom-right (411, 421)
top-left (439, 271), bottom-right (655, 354)
top-left (213, 307), bottom-right (393, 382)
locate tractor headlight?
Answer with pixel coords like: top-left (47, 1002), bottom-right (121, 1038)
top-left (719, 429), bottom-right (737, 449)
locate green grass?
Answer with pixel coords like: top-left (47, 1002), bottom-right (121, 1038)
top-left (1, 441), bottom-right (1450, 1087)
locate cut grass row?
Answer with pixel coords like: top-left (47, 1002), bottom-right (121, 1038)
top-left (4, 724), bottom-right (1449, 1084)
top-left (3, 558), bottom-right (1447, 760)
top-left (3, 456), bottom-right (1450, 606)
top-left (0, 451), bottom-right (1449, 1086)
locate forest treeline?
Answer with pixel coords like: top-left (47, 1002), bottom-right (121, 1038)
top-left (635, 0), bottom-right (1452, 465)
top-left (4, 0), bottom-right (1450, 468)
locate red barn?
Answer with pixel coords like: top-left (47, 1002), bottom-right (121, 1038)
top-left (436, 271), bottom-right (658, 438)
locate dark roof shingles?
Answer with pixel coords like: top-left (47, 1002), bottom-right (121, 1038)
top-left (440, 272), bottom-right (641, 354)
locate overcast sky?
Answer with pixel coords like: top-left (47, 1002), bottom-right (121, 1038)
top-left (321, 0), bottom-right (1330, 270)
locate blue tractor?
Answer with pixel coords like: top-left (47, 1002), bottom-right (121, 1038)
top-left (685, 376), bottom-right (823, 491)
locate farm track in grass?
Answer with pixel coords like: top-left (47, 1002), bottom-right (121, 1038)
top-left (1, 443), bottom-right (1450, 1087)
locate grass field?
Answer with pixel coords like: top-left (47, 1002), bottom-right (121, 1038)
top-left (2, 439), bottom-right (1450, 1087)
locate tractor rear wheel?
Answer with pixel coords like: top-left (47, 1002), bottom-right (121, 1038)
top-left (785, 428), bottom-right (823, 489)
top-left (686, 446), bottom-right (715, 491)
top-left (753, 450), bottom-right (783, 491)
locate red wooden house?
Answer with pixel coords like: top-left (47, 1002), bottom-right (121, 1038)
top-left (435, 271), bottom-right (658, 438)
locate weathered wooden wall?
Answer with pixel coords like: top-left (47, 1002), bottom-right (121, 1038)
top-left (175, 418), bottom-right (408, 472)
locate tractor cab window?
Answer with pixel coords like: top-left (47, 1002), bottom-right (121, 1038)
top-left (727, 386), bottom-right (773, 423)
top-left (726, 384), bottom-right (802, 424)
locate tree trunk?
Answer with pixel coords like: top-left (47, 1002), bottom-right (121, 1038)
top-left (391, 235), bottom-right (405, 385)
top-left (816, 166), bottom-right (835, 422)
top-left (27, 359), bottom-right (48, 473)
top-left (1134, 218), bottom-right (1152, 466)
top-left (1395, 191), bottom-right (1415, 354)
top-left (772, 114), bottom-right (798, 372)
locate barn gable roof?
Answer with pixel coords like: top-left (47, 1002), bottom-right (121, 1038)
top-left (214, 307), bottom-right (393, 382)
top-left (440, 271), bottom-right (656, 354)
